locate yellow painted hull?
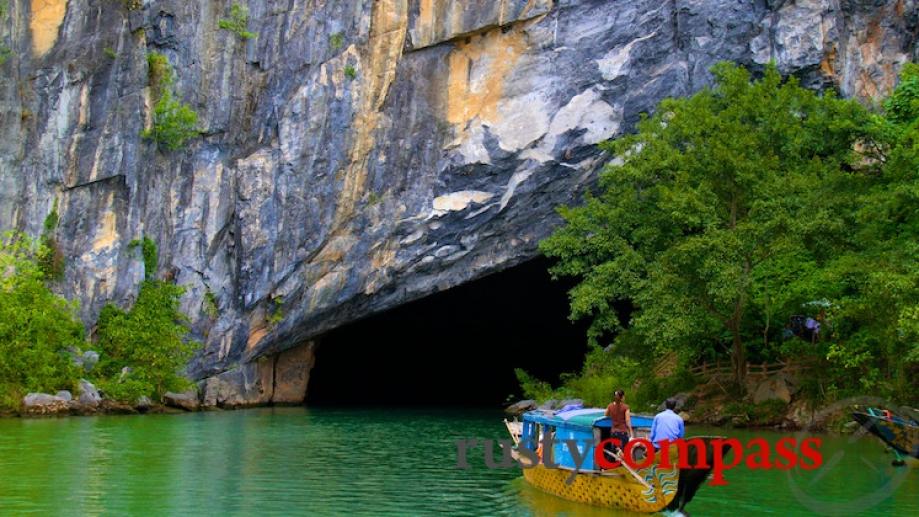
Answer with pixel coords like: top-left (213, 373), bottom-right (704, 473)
top-left (520, 462), bottom-right (679, 513)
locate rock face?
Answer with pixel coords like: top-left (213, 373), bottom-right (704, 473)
top-left (505, 399), bottom-right (536, 415)
top-left (751, 372), bottom-right (799, 404)
top-left (199, 340), bottom-right (316, 407)
top-left (1, 1), bottom-right (916, 389)
top-left (164, 390), bottom-right (200, 411)
top-left (23, 393), bottom-right (70, 415)
top-left (77, 379), bottom-right (102, 406)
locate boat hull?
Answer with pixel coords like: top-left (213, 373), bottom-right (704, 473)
top-left (853, 412), bottom-right (919, 459)
top-left (519, 460), bottom-right (678, 513)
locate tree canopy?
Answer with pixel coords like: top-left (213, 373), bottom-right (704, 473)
top-left (540, 62), bottom-right (917, 400)
top-left (0, 233), bottom-right (83, 408)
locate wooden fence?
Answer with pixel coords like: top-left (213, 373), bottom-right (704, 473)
top-left (688, 358), bottom-right (812, 380)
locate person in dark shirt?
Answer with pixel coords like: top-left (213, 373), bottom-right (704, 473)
top-left (605, 389), bottom-right (633, 453)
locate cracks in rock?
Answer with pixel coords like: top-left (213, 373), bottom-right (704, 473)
top-left (63, 173), bottom-right (125, 192)
top-left (403, 8), bottom-right (553, 55)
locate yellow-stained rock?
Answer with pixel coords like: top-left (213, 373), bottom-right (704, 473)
top-left (333, 0), bottom-right (409, 228)
top-left (30, 0), bottom-right (68, 56)
top-left (271, 341), bottom-right (316, 404)
top-left (446, 27), bottom-right (527, 127)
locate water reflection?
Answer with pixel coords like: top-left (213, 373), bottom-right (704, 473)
top-left (0, 408), bottom-right (914, 516)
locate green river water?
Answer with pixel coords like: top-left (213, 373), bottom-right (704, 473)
top-left (0, 407), bottom-right (915, 515)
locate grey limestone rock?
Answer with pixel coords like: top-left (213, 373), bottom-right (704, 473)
top-left (0, 0), bottom-right (914, 389)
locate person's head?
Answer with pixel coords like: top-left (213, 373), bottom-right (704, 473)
top-left (613, 389), bottom-right (625, 403)
top-left (665, 398), bottom-right (677, 411)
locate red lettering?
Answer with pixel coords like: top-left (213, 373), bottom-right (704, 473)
top-left (774, 437), bottom-right (798, 470)
top-left (745, 438), bottom-right (773, 470)
top-left (594, 438), bottom-right (622, 469)
top-left (659, 438), bottom-right (710, 469)
top-left (799, 437), bottom-right (823, 470)
top-left (710, 438), bottom-right (742, 486)
top-left (624, 438), bottom-right (655, 469)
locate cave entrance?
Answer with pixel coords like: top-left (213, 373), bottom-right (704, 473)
top-left (306, 258), bottom-right (590, 407)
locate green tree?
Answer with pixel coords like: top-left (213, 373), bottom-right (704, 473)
top-left (817, 63), bottom-right (919, 398)
top-left (142, 52), bottom-right (199, 151)
top-left (94, 279), bottom-right (198, 401)
top-left (94, 238), bottom-right (199, 401)
top-left (541, 63), bottom-right (871, 387)
top-left (0, 233), bottom-right (82, 408)
top-left (37, 200), bottom-right (65, 280)
top-left (218, 3), bottom-right (256, 40)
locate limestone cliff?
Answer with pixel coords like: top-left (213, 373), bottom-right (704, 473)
top-left (1, 1), bottom-right (916, 402)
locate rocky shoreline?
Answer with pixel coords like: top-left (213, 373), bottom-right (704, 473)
top-left (12, 382), bottom-right (190, 418)
top-left (7, 380), bottom-right (312, 418)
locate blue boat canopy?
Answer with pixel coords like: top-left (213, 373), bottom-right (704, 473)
top-left (518, 408), bottom-right (654, 471)
top-left (522, 408), bottom-right (653, 429)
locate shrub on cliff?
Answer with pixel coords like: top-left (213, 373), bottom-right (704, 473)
top-left (142, 52), bottom-right (200, 151)
top-left (219, 3), bottom-right (256, 40)
top-left (37, 201), bottom-right (65, 280)
top-left (94, 240), bottom-right (199, 402)
top-left (0, 233), bottom-right (82, 409)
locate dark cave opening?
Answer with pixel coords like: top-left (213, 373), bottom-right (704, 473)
top-left (306, 258), bottom-right (592, 407)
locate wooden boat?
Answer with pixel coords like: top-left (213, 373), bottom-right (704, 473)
top-left (852, 407), bottom-right (919, 466)
top-left (504, 408), bottom-right (729, 513)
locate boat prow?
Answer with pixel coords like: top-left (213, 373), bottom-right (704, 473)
top-left (853, 408), bottom-right (919, 466)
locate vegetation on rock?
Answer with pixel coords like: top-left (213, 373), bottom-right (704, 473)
top-left (142, 52), bottom-right (200, 151)
top-left (94, 238), bottom-right (199, 402)
top-left (329, 32), bottom-right (344, 50)
top-left (37, 200), bottom-right (65, 280)
top-left (344, 65), bottom-right (357, 80)
top-left (528, 62), bottom-right (918, 410)
top-left (219, 3), bottom-right (256, 41)
top-left (0, 233), bottom-right (199, 410)
top-left (129, 236), bottom-right (158, 281)
top-left (0, 234), bottom-right (83, 409)
top-left (94, 279), bottom-right (198, 402)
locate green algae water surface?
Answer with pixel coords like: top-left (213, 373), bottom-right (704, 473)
top-left (0, 407), bottom-right (915, 515)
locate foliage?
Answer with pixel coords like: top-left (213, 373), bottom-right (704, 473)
top-left (0, 233), bottom-right (83, 409)
top-left (533, 61), bottom-right (919, 406)
top-left (514, 368), bottom-right (554, 401)
top-left (218, 3), bottom-right (256, 40)
top-left (146, 52), bottom-right (173, 99)
top-left (267, 296), bottom-right (284, 327)
top-left (143, 89), bottom-right (200, 151)
top-left (516, 343), bottom-right (698, 410)
top-left (0, 45), bottom-right (10, 66)
top-left (143, 53), bottom-right (199, 151)
top-left (129, 237), bottom-right (158, 280)
top-left (344, 65), bottom-right (357, 80)
top-left (104, 47), bottom-right (117, 60)
top-left (329, 32), bottom-right (344, 50)
top-left (540, 62), bottom-right (871, 388)
top-left (203, 289), bottom-right (219, 319)
top-left (816, 63), bottom-right (919, 400)
top-left (0, 231), bottom-right (199, 408)
top-left (95, 279), bottom-right (199, 401)
top-left (37, 200), bottom-right (65, 280)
